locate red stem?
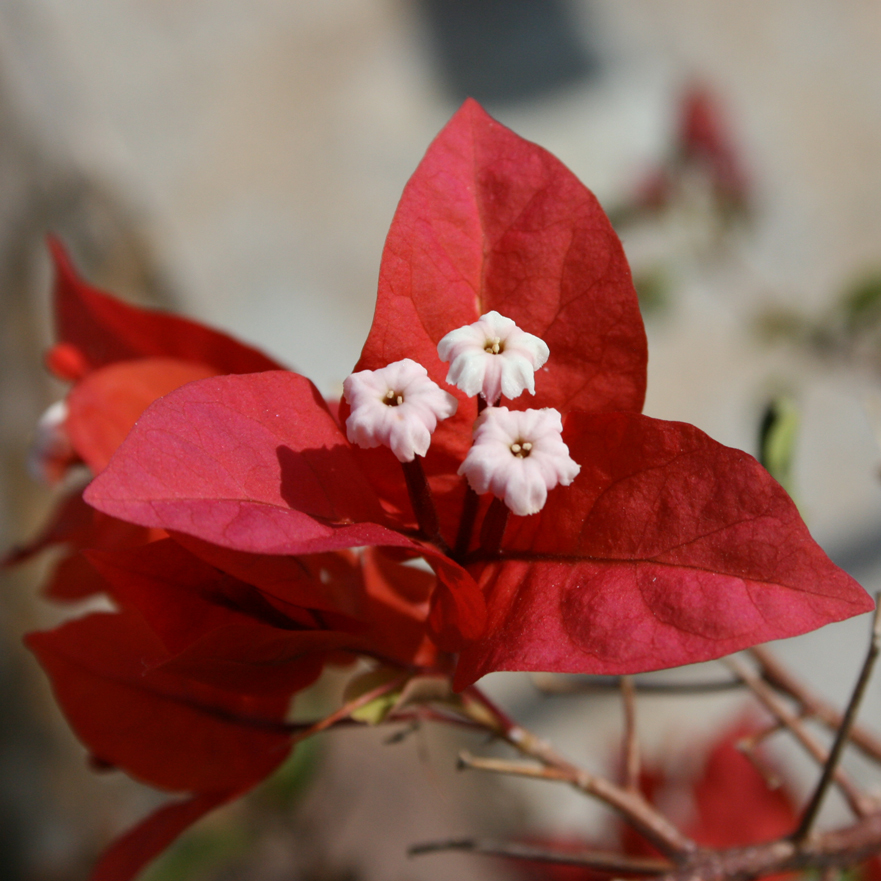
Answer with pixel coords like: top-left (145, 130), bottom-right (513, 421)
top-left (400, 457), bottom-right (451, 556)
top-left (454, 396), bottom-right (489, 561)
top-left (479, 497), bottom-right (510, 557)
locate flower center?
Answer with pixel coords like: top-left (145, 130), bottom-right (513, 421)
top-left (510, 440), bottom-right (533, 458)
top-left (384, 389), bottom-right (405, 407)
top-left (484, 336), bottom-right (504, 355)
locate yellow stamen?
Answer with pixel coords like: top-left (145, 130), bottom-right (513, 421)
top-left (511, 439), bottom-right (532, 458)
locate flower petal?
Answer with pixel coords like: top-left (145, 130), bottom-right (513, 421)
top-left (28, 400), bottom-right (78, 484)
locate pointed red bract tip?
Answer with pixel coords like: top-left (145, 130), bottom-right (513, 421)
top-left (47, 236), bottom-right (283, 376)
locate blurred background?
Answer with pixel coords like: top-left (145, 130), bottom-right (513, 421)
top-left (2, 1), bottom-right (881, 879)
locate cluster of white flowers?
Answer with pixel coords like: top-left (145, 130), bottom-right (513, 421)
top-left (342, 311), bottom-right (579, 517)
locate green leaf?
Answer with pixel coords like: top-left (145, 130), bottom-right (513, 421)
top-left (840, 271), bottom-right (881, 335)
top-left (342, 667), bottom-right (406, 725)
top-left (758, 395), bottom-right (799, 497)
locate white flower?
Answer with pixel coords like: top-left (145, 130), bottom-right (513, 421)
top-left (437, 311), bottom-right (550, 404)
top-left (459, 407), bottom-right (580, 516)
top-left (343, 359), bottom-right (457, 462)
top-left (28, 400), bottom-right (77, 484)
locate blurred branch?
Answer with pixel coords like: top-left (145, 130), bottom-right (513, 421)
top-left (460, 686), bottom-right (696, 858)
top-left (794, 597), bottom-right (881, 841)
top-left (533, 672), bottom-right (746, 695)
top-left (621, 675), bottom-right (641, 791)
top-left (410, 837), bottom-right (673, 875)
top-left (736, 736), bottom-right (784, 790)
top-left (656, 811), bottom-right (881, 881)
top-left (412, 814), bottom-right (881, 881)
top-left (750, 645), bottom-right (881, 764)
top-left (723, 656), bottom-right (876, 819)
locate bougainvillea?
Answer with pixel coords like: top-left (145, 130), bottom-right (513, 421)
top-left (14, 99), bottom-right (872, 881)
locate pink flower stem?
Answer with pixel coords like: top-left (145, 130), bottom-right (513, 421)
top-left (401, 457), bottom-right (452, 556)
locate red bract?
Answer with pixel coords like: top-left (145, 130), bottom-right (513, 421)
top-left (46, 236), bottom-right (282, 475)
top-left (454, 412), bottom-right (869, 688)
top-left (351, 99), bottom-right (647, 525)
top-left (14, 247), bottom-right (355, 878)
top-left (28, 609), bottom-right (296, 881)
top-left (47, 238), bottom-right (281, 380)
top-left (18, 100), bottom-right (873, 881)
top-left (678, 84), bottom-right (750, 206)
top-left (82, 369), bottom-right (485, 646)
top-left (18, 241), bottom-right (471, 881)
top-left (4, 490), bottom-right (160, 601)
top-left (28, 531), bottom-right (442, 881)
top-left (6, 241), bottom-right (285, 598)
